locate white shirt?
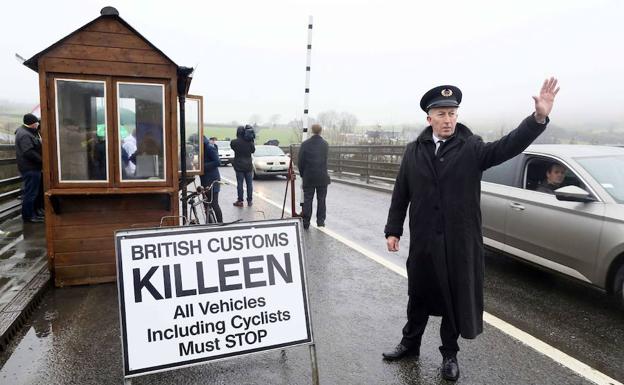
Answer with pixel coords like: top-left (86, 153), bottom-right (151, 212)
top-left (432, 132), bottom-right (446, 155)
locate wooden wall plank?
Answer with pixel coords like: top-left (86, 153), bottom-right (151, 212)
top-left (54, 209), bottom-right (170, 226)
top-left (54, 222), bottom-right (159, 240)
top-left (48, 45), bottom-right (169, 65)
top-left (84, 19), bottom-right (133, 35)
top-left (54, 237), bottom-right (113, 253)
top-left (55, 250), bottom-right (115, 267)
top-left (55, 263), bottom-right (117, 287)
top-left (65, 31), bottom-right (152, 50)
top-left (55, 194), bottom-right (171, 213)
top-left (43, 58), bottom-right (175, 78)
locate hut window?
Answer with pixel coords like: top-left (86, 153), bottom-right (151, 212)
top-left (55, 79), bottom-right (108, 182)
top-left (117, 82), bottom-right (166, 181)
top-left (179, 97), bottom-right (202, 173)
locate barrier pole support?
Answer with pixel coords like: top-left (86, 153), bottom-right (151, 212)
top-left (309, 343), bottom-right (320, 385)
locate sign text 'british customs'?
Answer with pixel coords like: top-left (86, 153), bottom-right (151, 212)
top-left (116, 219), bottom-right (312, 377)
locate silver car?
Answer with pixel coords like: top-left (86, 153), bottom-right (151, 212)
top-left (215, 140), bottom-right (234, 166)
top-left (252, 145), bottom-right (289, 178)
top-left (481, 144), bottom-right (624, 306)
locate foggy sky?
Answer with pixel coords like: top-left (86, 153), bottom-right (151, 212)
top-left (1, 0), bottom-right (623, 128)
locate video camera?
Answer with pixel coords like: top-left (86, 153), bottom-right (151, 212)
top-left (243, 124), bottom-right (255, 142)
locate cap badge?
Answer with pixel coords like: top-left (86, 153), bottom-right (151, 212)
top-left (441, 89), bottom-right (453, 97)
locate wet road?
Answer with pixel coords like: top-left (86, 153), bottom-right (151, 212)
top-left (223, 168), bottom-right (624, 382)
top-left (0, 216), bottom-right (47, 309)
top-left (0, 169), bottom-right (620, 384)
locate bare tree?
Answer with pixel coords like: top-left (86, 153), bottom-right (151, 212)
top-left (287, 118), bottom-right (304, 143)
top-left (337, 112), bottom-right (358, 133)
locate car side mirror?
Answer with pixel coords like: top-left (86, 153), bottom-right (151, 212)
top-left (554, 185), bottom-right (596, 203)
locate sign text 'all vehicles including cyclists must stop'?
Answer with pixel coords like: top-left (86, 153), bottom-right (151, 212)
top-left (115, 219), bottom-right (312, 377)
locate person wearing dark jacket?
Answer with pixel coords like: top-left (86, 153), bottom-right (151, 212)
top-left (536, 163), bottom-right (566, 194)
top-left (298, 124), bottom-right (330, 229)
top-left (200, 136), bottom-right (223, 222)
top-left (230, 126), bottom-right (255, 207)
top-left (15, 113), bottom-right (44, 223)
top-left (382, 78), bottom-right (560, 382)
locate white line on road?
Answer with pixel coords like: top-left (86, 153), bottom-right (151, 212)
top-left (223, 177), bottom-right (622, 385)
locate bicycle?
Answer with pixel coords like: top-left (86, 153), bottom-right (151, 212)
top-left (181, 180), bottom-right (220, 225)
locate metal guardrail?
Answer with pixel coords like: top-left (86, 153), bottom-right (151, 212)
top-left (0, 145), bottom-right (22, 218)
top-left (284, 144), bottom-right (404, 183)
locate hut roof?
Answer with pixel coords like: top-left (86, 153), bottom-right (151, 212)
top-left (23, 6), bottom-right (179, 72)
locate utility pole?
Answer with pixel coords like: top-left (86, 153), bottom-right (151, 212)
top-left (302, 16), bottom-right (313, 142)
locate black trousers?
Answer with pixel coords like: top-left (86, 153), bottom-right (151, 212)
top-left (400, 296), bottom-right (459, 358)
top-left (204, 189), bottom-right (223, 223)
top-left (302, 186), bottom-right (327, 226)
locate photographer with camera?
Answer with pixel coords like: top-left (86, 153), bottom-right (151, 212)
top-left (230, 125), bottom-right (256, 207)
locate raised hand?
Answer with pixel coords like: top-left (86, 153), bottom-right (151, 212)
top-left (532, 77), bottom-right (560, 122)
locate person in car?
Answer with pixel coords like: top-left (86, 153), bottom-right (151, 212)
top-left (383, 78), bottom-right (560, 382)
top-left (536, 163), bottom-right (566, 194)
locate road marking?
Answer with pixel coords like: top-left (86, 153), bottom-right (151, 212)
top-left (223, 177), bottom-right (622, 385)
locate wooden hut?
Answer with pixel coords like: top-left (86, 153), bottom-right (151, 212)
top-left (23, 6), bottom-right (202, 286)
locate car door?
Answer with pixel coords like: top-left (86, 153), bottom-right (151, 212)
top-left (503, 155), bottom-right (605, 283)
top-left (481, 155), bottom-right (523, 252)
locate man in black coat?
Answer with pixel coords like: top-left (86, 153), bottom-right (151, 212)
top-left (15, 113), bottom-right (44, 223)
top-left (298, 124), bottom-right (331, 229)
top-left (230, 126), bottom-right (255, 207)
top-left (382, 78), bottom-right (560, 381)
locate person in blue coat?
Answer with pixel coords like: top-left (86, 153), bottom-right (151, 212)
top-left (200, 136), bottom-right (223, 222)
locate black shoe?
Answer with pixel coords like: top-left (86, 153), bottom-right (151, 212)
top-left (382, 344), bottom-right (419, 361)
top-left (36, 209), bottom-right (45, 217)
top-left (441, 356), bottom-right (460, 381)
top-left (24, 217), bottom-right (44, 223)
top-left (317, 222), bottom-right (325, 227)
top-left (303, 223), bottom-right (310, 229)
top-left (247, 201), bottom-right (253, 207)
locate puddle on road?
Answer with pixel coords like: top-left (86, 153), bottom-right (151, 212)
top-left (0, 318), bottom-right (54, 385)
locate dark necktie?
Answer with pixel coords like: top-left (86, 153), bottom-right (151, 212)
top-left (435, 140), bottom-right (444, 155)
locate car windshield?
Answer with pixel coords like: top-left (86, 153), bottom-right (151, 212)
top-left (255, 146), bottom-right (285, 157)
top-left (215, 141), bottom-right (231, 150)
top-left (575, 155), bottom-right (624, 203)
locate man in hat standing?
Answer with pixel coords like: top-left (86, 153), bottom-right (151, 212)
top-left (382, 78), bottom-right (559, 381)
top-left (15, 113), bottom-right (44, 223)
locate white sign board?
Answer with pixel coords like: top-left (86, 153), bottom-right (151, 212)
top-left (115, 219), bottom-right (312, 377)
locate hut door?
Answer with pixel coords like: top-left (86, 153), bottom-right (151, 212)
top-left (177, 95), bottom-right (204, 176)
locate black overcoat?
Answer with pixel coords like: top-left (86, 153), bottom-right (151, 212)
top-left (384, 114), bottom-right (547, 339)
top-left (298, 135), bottom-right (331, 188)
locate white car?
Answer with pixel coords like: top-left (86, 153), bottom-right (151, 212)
top-left (215, 140), bottom-right (234, 166)
top-left (252, 145), bottom-right (290, 178)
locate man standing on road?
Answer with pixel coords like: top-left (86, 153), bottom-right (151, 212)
top-left (15, 113), bottom-right (44, 223)
top-left (230, 125), bottom-right (255, 207)
top-left (382, 78), bottom-right (560, 381)
top-left (298, 124), bottom-right (330, 229)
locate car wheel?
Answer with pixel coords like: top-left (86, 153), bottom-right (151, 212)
top-left (615, 263), bottom-right (624, 308)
